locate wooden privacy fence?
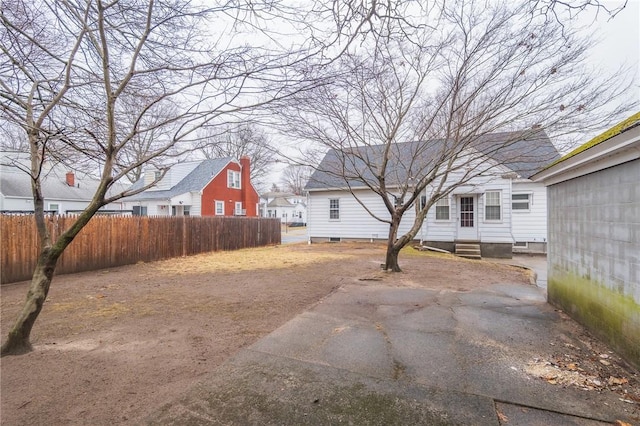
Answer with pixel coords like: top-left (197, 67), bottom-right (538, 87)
top-left (1, 215), bottom-right (281, 284)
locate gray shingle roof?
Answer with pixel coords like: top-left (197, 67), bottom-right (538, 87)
top-left (305, 130), bottom-right (559, 191)
top-left (267, 197), bottom-right (294, 208)
top-left (124, 157), bottom-right (233, 201)
top-left (0, 163), bottom-right (123, 201)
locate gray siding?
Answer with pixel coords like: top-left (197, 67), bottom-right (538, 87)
top-left (547, 159), bottom-right (640, 366)
top-left (548, 160), bottom-right (639, 300)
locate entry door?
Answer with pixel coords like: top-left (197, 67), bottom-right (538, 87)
top-left (457, 196), bottom-right (478, 240)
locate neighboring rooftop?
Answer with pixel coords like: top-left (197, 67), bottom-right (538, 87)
top-left (0, 153), bottom-right (127, 201)
top-left (267, 197), bottom-right (295, 208)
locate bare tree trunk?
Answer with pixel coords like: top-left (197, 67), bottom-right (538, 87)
top-left (2, 207), bottom-right (98, 356)
top-left (384, 216), bottom-right (403, 272)
top-left (385, 246), bottom-right (402, 272)
top-left (1, 251), bottom-right (58, 356)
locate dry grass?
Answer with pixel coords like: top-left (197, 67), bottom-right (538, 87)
top-left (150, 245), bottom-right (355, 275)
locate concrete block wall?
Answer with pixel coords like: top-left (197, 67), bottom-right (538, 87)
top-left (547, 159), bottom-right (640, 368)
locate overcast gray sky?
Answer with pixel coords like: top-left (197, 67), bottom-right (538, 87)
top-left (579, 0), bottom-right (639, 125)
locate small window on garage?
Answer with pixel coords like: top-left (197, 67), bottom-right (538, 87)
top-left (512, 193), bottom-right (531, 212)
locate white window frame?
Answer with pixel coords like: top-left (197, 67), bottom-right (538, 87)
top-left (215, 200), bottom-right (224, 216)
top-left (227, 170), bottom-right (241, 189)
top-left (434, 197), bottom-right (450, 221)
top-left (484, 191), bottom-right (502, 222)
top-left (48, 203), bottom-right (60, 214)
top-left (235, 202), bottom-right (243, 216)
top-left (329, 198), bottom-right (340, 220)
top-left (512, 193), bottom-right (532, 212)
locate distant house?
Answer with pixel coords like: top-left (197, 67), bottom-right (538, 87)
top-left (123, 156), bottom-right (259, 217)
top-left (260, 191), bottom-right (307, 225)
top-left (305, 131), bottom-right (559, 257)
top-left (0, 152), bottom-right (126, 214)
top-left (533, 112), bottom-right (640, 368)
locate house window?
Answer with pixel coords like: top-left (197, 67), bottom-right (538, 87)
top-left (512, 193), bottom-right (531, 212)
top-left (235, 202), bottom-right (244, 216)
top-left (132, 206), bottom-right (148, 216)
top-left (154, 170), bottom-right (162, 180)
top-left (183, 206), bottom-right (190, 216)
top-left (419, 195), bottom-right (427, 210)
top-left (48, 203), bottom-right (59, 214)
top-left (215, 200), bottom-right (224, 215)
top-left (227, 170), bottom-right (241, 188)
top-left (329, 198), bottom-right (340, 220)
top-left (485, 191), bottom-right (501, 221)
top-left (435, 197), bottom-right (449, 220)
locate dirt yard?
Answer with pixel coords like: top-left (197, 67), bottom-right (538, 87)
top-left (0, 243), bottom-right (636, 425)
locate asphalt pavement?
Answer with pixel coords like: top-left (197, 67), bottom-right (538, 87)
top-left (148, 253), bottom-right (637, 425)
top-left (280, 226), bottom-right (308, 245)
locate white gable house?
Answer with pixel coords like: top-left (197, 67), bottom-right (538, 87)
top-left (305, 131), bottom-right (559, 258)
top-left (260, 192), bottom-right (307, 225)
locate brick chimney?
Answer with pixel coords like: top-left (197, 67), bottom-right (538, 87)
top-left (240, 156), bottom-right (251, 214)
top-left (66, 171), bottom-right (75, 187)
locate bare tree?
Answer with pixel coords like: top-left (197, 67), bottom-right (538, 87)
top-left (280, 164), bottom-right (312, 195)
top-left (0, 0), bottom-right (355, 356)
top-left (280, 0), bottom-right (635, 272)
top-left (196, 123), bottom-right (275, 189)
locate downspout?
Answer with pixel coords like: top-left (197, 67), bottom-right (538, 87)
top-left (420, 188), bottom-right (425, 245)
top-left (306, 191), bottom-right (311, 245)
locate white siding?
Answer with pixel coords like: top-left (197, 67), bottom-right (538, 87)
top-left (145, 162), bottom-right (200, 191)
top-left (477, 184), bottom-right (513, 243)
top-left (511, 180), bottom-right (548, 243)
top-left (308, 189), bottom-right (418, 240)
top-left (1, 196), bottom-right (33, 211)
top-left (309, 178), bottom-right (514, 243)
top-left (191, 192), bottom-right (202, 216)
top-left (2, 196), bottom-right (124, 213)
top-left (421, 194), bottom-right (456, 242)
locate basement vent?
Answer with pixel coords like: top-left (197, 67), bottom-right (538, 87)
top-left (513, 241), bottom-right (528, 248)
top-left (329, 237), bottom-right (341, 242)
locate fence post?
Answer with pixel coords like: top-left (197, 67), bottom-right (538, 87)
top-left (182, 215), bottom-right (187, 257)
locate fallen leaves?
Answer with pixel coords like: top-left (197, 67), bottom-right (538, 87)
top-left (524, 345), bottom-right (638, 405)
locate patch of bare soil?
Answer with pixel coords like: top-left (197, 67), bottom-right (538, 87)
top-left (0, 243), bottom-right (635, 425)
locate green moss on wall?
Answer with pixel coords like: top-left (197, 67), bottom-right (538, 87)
top-left (548, 269), bottom-right (640, 369)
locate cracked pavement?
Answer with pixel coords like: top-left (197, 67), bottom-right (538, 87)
top-left (149, 281), bottom-right (638, 425)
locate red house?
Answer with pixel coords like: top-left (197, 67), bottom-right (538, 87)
top-left (123, 157), bottom-right (259, 217)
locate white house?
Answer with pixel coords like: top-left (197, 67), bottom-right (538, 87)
top-left (532, 112), bottom-right (640, 368)
top-left (305, 131), bottom-right (559, 258)
top-left (260, 191), bottom-right (307, 225)
top-left (0, 152), bottom-right (126, 214)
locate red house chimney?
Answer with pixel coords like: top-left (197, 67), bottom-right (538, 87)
top-left (240, 156), bottom-right (251, 215)
top-left (66, 171), bottom-right (75, 187)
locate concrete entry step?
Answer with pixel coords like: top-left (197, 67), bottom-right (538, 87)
top-left (455, 242), bottom-right (481, 259)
